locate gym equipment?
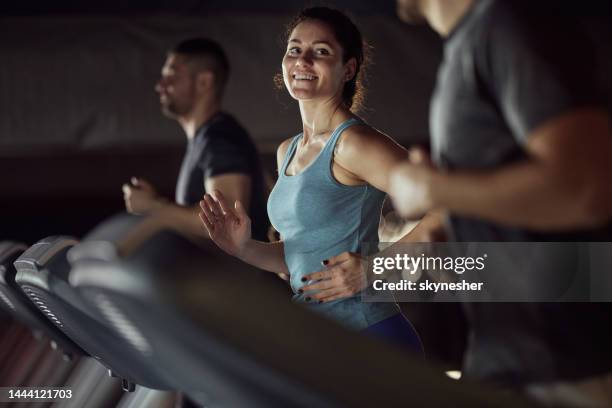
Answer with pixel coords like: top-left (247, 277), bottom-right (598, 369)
top-left (69, 213), bottom-right (536, 407)
top-left (1, 241), bottom-right (83, 359)
top-left (14, 235), bottom-right (168, 391)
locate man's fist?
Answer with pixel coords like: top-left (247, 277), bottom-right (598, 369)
top-left (122, 177), bottom-right (163, 215)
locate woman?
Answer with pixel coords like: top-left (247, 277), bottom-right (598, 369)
top-left (199, 7), bottom-right (432, 351)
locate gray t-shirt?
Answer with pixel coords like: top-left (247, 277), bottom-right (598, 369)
top-left (430, 0), bottom-right (612, 385)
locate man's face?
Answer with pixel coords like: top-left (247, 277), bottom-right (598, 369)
top-left (396, 0), bottom-right (426, 23)
top-left (155, 54), bottom-right (196, 118)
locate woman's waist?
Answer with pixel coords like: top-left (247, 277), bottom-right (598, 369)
top-left (291, 295), bottom-right (398, 330)
top-left (286, 239), bottom-right (380, 288)
top-left (282, 231), bottom-right (379, 258)
top-left (285, 242), bottom-right (357, 290)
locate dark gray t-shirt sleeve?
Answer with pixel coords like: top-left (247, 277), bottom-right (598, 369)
top-left (480, 7), bottom-right (605, 145)
top-left (199, 131), bottom-right (252, 179)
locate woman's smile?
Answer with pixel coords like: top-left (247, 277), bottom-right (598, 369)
top-left (282, 20), bottom-right (347, 101)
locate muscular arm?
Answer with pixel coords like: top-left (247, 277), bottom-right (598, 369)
top-left (414, 13), bottom-right (612, 231)
top-left (154, 173), bottom-right (252, 241)
top-left (153, 203), bottom-right (204, 240)
top-left (427, 109), bottom-right (612, 230)
top-left (205, 173), bottom-right (251, 210)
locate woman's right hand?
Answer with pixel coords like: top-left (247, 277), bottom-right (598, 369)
top-left (199, 190), bottom-right (251, 257)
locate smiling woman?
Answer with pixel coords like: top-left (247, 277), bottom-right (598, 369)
top-left (281, 7), bottom-right (367, 112)
top-left (199, 7), bottom-right (438, 352)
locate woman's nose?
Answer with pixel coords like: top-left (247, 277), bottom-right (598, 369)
top-left (296, 51), bottom-right (313, 67)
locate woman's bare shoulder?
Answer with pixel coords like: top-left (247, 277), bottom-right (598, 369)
top-left (276, 136), bottom-right (297, 169)
top-left (336, 123), bottom-right (405, 158)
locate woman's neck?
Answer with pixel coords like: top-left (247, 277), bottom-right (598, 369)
top-left (299, 98), bottom-right (351, 142)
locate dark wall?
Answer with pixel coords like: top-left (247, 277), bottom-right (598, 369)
top-left (0, 15), bottom-right (441, 152)
top-left (0, 6), bottom-right (610, 244)
top-left (0, 11), bottom-right (442, 243)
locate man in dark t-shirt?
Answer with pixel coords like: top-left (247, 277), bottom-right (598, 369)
top-left (392, 0), bottom-right (612, 401)
top-left (122, 38), bottom-right (269, 241)
top-left (174, 111), bottom-right (269, 241)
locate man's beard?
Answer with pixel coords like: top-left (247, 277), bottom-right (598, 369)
top-left (160, 100), bottom-right (189, 119)
top-left (160, 102), bottom-right (179, 119)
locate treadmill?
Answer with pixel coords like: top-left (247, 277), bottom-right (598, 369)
top-left (68, 213), bottom-right (537, 408)
top-left (14, 234), bottom-right (171, 392)
top-left (0, 241), bottom-right (84, 359)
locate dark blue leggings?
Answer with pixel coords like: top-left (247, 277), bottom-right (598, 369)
top-left (362, 313), bottom-right (424, 356)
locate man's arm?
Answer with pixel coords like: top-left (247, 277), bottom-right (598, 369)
top-left (392, 108), bottom-right (612, 230)
top-left (124, 173), bottom-right (252, 242)
top-left (205, 173), bottom-right (251, 211)
top-left (154, 173), bottom-right (251, 240)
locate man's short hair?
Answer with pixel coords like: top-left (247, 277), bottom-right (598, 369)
top-left (171, 38), bottom-right (230, 98)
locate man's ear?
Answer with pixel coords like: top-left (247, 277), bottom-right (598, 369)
top-left (195, 71), bottom-right (215, 94)
top-left (344, 58), bottom-right (357, 82)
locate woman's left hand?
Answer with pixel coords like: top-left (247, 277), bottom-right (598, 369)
top-left (299, 252), bottom-right (367, 303)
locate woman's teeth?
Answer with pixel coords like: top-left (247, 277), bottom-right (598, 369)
top-left (294, 74), bottom-right (316, 80)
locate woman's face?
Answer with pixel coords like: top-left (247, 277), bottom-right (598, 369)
top-left (282, 19), bottom-right (354, 104)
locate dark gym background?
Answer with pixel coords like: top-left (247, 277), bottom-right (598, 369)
top-left (0, 0), bottom-right (441, 244)
top-left (1, 0), bottom-right (610, 244)
top-left (0, 0), bottom-right (611, 373)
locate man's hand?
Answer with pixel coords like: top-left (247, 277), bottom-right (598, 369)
top-left (122, 177), bottom-right (165, 215)
top-left (389, 148), bottom-right (437, 220)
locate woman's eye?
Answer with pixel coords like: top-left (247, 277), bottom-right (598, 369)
top-left (316, 49), bottom-right (330, 55)
top-left (287, 47), bottom-right (300, 55)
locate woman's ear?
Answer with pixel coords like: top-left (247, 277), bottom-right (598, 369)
top-left (344, 57), bottom-right (357, 82)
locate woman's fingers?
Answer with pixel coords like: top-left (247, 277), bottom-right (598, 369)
top-left (310, 288), bottom-right (345, 303)
top-left (199, 199), bottom-right (217, 229)
top-left (212, 190), bottom-right (240, 222)
top-left (299, 255), bottom-right (365, 301)
top-left (300, 278), bottom-right (336, 293)
top-left (199, 196), bottom-right (215, 219)
top-left (301, 270), bottom-right (333, 282)
top-left (324, 251), bottom-right (352, 267)
top-left (215, 192), bottom-right (234, 216)
top-left (234, 200), bottom-right (248, 221)
top-left (211, 190), bottom-right (230, 214)
top-left (316, 291), bottom-right (349, 303)
top-left (203, 194), bottom-right (223, 220)
top-left (198, 210), bottom-right (214, 235)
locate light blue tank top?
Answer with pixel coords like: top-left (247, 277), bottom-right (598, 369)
top-left (267, 118), bottom-right (398, 330)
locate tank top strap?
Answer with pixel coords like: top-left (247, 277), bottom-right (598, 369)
top-left (279, 134), bottom-right (303, 174)
top-left (320, 117), bottom-right (363, 158)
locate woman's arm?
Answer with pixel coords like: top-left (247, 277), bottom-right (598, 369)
top-left (332, 124), bottom-right (408, 192)
top-left (335, 126), bottom-right (447, 241)
top-left (238, 239), bottom-right (288, 275)
top-left (199, 191), bottom-right (289, 275)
